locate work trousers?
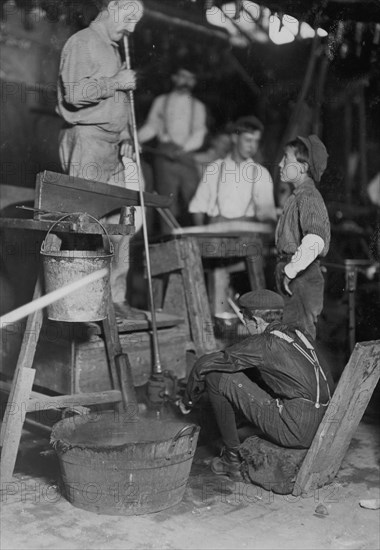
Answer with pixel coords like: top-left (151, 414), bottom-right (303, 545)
top-left (59, 125), bottom-right (144, 303)
top-left (275, 260), bottom-right (325, 339)
top-left (154, 143), bottom-right (199, 227)
top-left (205, 371), bottom-right (325, 450)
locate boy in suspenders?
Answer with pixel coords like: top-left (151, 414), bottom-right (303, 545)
top-left (177, 290), bottom-right (333, 481)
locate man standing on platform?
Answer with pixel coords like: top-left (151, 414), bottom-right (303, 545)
top-left (56, 0), bottom-right (144, 306)
top-left (137, 65), bottom-right (207, 225)
top-left (275, 135), bottom-right (330, 339)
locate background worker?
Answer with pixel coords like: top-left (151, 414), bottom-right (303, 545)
top-left (192, 129), bottom-right (231, 179)
top-left (275, 135), bottom-right (331, 339)
top-left (137, 65), bottom-right (207, 226)
top-left (189, 116), bottom-right (277, 314)
top-left (178, 289), bottom-right (333, 481)
top-left (189, 115), bottom-right (277, 225)
top-left (56, 0), bottom-right (144, 307)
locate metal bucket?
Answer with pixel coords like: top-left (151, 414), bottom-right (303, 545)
top-left (50, 412), bottom-right (200, 516)
top-left (40, 213), bottom-right (114, 322)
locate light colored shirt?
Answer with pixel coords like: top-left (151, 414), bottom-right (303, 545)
top-left (138, 92), bottom-right (207, 152)
top-left (284, 234), bottom-right (325, 279)
top-left (56, 20), bottom-right (130, 134)
top-left (189, 155), bottom-right (277, 222)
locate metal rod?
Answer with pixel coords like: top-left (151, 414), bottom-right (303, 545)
top-left (123, 34), bottom-right (162, 375)
top-left (227, 297), bottom-right (246, 326)
top-left (0, 268), bottom-right (108, 325)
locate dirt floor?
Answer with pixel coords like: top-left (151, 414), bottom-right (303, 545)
top-left (1, 405), bottom-right (379, 550)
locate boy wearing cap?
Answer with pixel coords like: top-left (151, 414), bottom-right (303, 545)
top-left (275, 135), bottom-right (331, 339)
top-left (178, 289), bottom-right (333, 481)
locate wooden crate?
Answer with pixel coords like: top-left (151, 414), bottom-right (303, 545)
top-left (1, 320), bottom-right (187, 395)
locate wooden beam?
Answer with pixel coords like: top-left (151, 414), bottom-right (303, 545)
top-left (34, 171), bottom-right (173, 221)
top-left (293, 340), bottom-right (380, 496)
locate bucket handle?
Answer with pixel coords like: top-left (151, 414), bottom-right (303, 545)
top-left (167, 424), bottom-right (198, 458)
top-left (40, 212), bottom-right (114, 254)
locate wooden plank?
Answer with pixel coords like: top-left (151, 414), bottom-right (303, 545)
top-left (0, 367), bottom-right (36, 483)
top-left (180, 237), bottom-right (217, 354)
top-left (196, 236), bottom-right (265, 259)
top-left (293, 340), bottom-right (380, 496)
top-left (0, 274), bottom-right (45, 482)
top-left (163, 273), bottom-right (190, 340)
top-left (148, 240), bottom-right (184, 277)
top-left (0, 381), bottom-right (121, 411)
top-left (0, 218), bottom-right (133, 236)
top-left (170, 221), bottom-right (273, 236)
top-left (0, 277), bottom-right (43, 443)
top-left (27, 389), bottom-right (122, 411)
top-left (34, 171), bottom-right (172, 220)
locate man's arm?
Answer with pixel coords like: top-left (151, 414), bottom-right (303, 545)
top-left (182, 338), bottom-right (263, 408)
top-left (182, 101), bottom-right (207, 153)
top-left (252, 166), bottom-right (277, 222)
top-left (137, 97), bottom-right (163, 143)
top-left (59, 38), bottom-right (135, 107)
top-left (188, 162), bottom-right (217, 219)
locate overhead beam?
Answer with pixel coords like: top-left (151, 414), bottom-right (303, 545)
top-left (144, 1), bottom-right (229, 41)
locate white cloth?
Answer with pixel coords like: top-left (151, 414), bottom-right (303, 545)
top-left (284, 234), bottom-right (325, 279)
top-left (367, 172), bottom-right (380, 207)
top-left (188, 155), bottom-right (277, 222)
top-left (137, 92), bottom-right (207, 152)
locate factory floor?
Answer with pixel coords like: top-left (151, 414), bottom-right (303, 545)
top-left (1, 265), bottom-right (379, 549)
top-left (1, 398), bottom-right (379, 550)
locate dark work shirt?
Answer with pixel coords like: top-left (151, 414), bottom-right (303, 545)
top-left (275, 178), bottom-right (330, 256)
top-left (184, 322), bottom-right (332, 405)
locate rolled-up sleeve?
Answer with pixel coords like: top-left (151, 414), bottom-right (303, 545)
top-left (188, 166), bottom-right (214, 213)
top-left (59, 38), bottom-right (115, 107)
top-left (138, 96), bottom-right (163, 143)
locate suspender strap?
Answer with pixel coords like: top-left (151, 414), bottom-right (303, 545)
top-left (270, 329), bottom-right (331, 408)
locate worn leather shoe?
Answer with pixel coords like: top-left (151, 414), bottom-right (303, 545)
top-left (211, 447), bottom-right (243, 481)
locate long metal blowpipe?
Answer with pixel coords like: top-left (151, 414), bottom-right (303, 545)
top-left (123, 34), bottom-right (162, 375)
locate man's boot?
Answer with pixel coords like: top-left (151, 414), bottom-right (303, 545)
top-left (211, 447), bottom-right (242, 481)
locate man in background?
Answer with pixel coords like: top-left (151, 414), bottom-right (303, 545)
top-left (193, 129), bottom-right (231, 179)
top-left (138, 65), bottom-right (207, 226)
top-left (189, 116), bottom-right (277, 315)
top-left (189, 116), bottom-right (276, 225)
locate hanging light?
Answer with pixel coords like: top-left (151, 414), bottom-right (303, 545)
top-left (269, 14), bottom-right (295, 44)
top-left (317, 28), bottom-right (328, 37)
